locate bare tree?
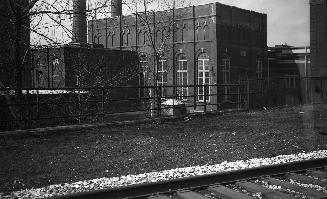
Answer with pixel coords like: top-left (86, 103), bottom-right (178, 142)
top-left (0, 0), bottom-right (116, 128)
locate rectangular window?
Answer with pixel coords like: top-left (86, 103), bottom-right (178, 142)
top-left (158, 59), bottom-right (167, 96)
top-left (177, 58), bottom-right (188, 99)
top-left (140, 60), bottom-right (149, 97)
top-left (257, 60), bottom-right (263, 80)
top-left (222, 57), bottom-right (231, 101)
top-left (285, 72), bottom-right (297, 89)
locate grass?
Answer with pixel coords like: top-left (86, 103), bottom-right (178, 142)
top-left (1, 104), bottom-right (327, 193)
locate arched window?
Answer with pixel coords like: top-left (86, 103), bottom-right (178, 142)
top-left (126, 32), bottom-right (130, 46)
top-left (93, 35), bottom-right (97, 44)
top-left (175, 24), bottom-right (181, 42)
top-left (203, 25), bottom-right (209, 40)
top-left (196, 25), bottom-right (201, 41)
top-left (181, 24), bottom-right (187, 42)
top-left (198, 53), bottom-right (210, 102)
top-left (137, 30), bottom-right (142, 46)
top-left (177, 53), bottom-right (188, 99)
top-left (122, 30), bottom-right (129, 46)
top-left (156, 29), bottom-right (161, 45)
top-left (161, 29), bottom-right (167, 43)
top-left (158, 56), bottom-right (168, 96)
top-left (222, 55), bottom-right (231, 101)
top-left (143, 31), bottom-right (148, 45)
top-left (93, 34), bottom-right (101, 44)
top-left (107, 32), bottom-right (112, 47)
top-left (95, 27), bottom-right (102, 44)
top-left (111, 31), bottom-right (116, 46)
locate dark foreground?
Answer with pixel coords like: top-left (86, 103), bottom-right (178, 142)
top-left (1, 104), bottom-right (327, 193)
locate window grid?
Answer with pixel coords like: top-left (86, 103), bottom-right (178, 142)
top-left (285, 72), bottom-right (297, 89)
top-left (177, 55), bottom-right (188, 99)
top-left (158, 59), bottom-right (167, 96)
top-left (140, 57), bottom-right (149, 97)
top-left (257, 60), bottom-right (263, 80)
top-left (198, 53), bottom-right (210, 102)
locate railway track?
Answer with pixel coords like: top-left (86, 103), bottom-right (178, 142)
top-left (50, 158), bottom-right (327, 199)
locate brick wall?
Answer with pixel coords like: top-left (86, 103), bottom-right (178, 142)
top-left (88, 2), bottom-right (267, 110)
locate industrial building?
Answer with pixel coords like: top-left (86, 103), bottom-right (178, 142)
top-left (310, 0), bottom-right (327, 103)
top-left (268, 45), bottom-right (310, 105)
top-left (89, 2), bottom-right (267, 111)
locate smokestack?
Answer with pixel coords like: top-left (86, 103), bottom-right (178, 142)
top-left (111, 0), bottom-right (122, 17)
top-left (72, 0), bottom-right (87, 44)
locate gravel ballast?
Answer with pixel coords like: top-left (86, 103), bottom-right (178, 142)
top-left (1, 105), bottom-right (327, 198)
top-left (1, 150), bottom-right (327, 199)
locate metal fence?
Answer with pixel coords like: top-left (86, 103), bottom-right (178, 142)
top-left (0, 83), bottom-right (248, 131)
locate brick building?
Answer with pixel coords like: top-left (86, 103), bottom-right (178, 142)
top-left (31, 45), bottom-right (139, 89)
top-left (310, 0), bottom-right (327, 103)
top-left (89, 2), bottom-right (267, 111)
top-left (268, 45), bottom-right (310, 105)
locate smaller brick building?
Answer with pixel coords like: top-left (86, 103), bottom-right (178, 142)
top-left (30, 45), bottom-right (141, 118)
top-left (31, 45), bottom-right (139, 89)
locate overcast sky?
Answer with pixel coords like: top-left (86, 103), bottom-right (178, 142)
top-left (193, 0), bottom-right (310, 47)
top-left (32, 0), bottom-right (310, 47)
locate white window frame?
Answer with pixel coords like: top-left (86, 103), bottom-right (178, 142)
top-left (197, 53), bottom-right (210, 102)
top-left (177, 54), bottom-right (188, 99)
top-left (140, 56), bottom-right (149, 97)
top-left (140, 56), bottom-right (149, 85)
top-left (157, 58), bottom-right (167, 96)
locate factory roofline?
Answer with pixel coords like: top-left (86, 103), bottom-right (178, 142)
top-left (88, 1), bottom-right (266, 22)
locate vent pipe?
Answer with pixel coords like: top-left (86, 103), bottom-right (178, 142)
top-left (72, 0), bottom-right (87, 44)
top-left (111, 0), bottom-right (122, 17)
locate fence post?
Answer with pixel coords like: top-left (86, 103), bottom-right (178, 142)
top-left (26, 89), bottom-right (31, 129)
top-left (247, 80), bottom-right (250, 109)
top-left (101, 87), bottom-right (105, 123)
top-left (78, 86), bottom-right (81, 124)
top-left (238, 81), bottom-right (241, 111)
top-left (157, 86), bottom-right (162, 117)
top-left (204, 85), bottom-right (207, 113)
top-left (36, 88), bottom-right (40, 121)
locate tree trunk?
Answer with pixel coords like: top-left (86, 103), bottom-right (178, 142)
top-left (13, 1), bottom-right (26, 128)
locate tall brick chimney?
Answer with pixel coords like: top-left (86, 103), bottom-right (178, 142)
top-left (72, 0), bottom-right (87, 44)
top-left (111, 0), bottom-right (122, 17)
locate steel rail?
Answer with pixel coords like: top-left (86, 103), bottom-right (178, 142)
top-left (48, 157), bottom-right (327, 199)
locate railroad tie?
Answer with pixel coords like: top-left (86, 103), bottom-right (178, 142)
top-left (307, 170), bottom-right (327, 180)
top-left (264, 177), bottom-right (327, 198)
top-left (176, 190), bottom-right (209, 199)
top-left (208, 185), bottom-right (256, 199)
top-left (236, 181), bottom-right (298, 199)
top-left (147, 195), bottom-right (171, 199)
top-left (286, 173), bottom-right (327, 187)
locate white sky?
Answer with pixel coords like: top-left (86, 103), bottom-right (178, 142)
top-left (31, 0), bottom-right (310, 47)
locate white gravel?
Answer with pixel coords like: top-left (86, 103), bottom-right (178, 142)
top-left (1, 150), bottom-right (327, 199)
